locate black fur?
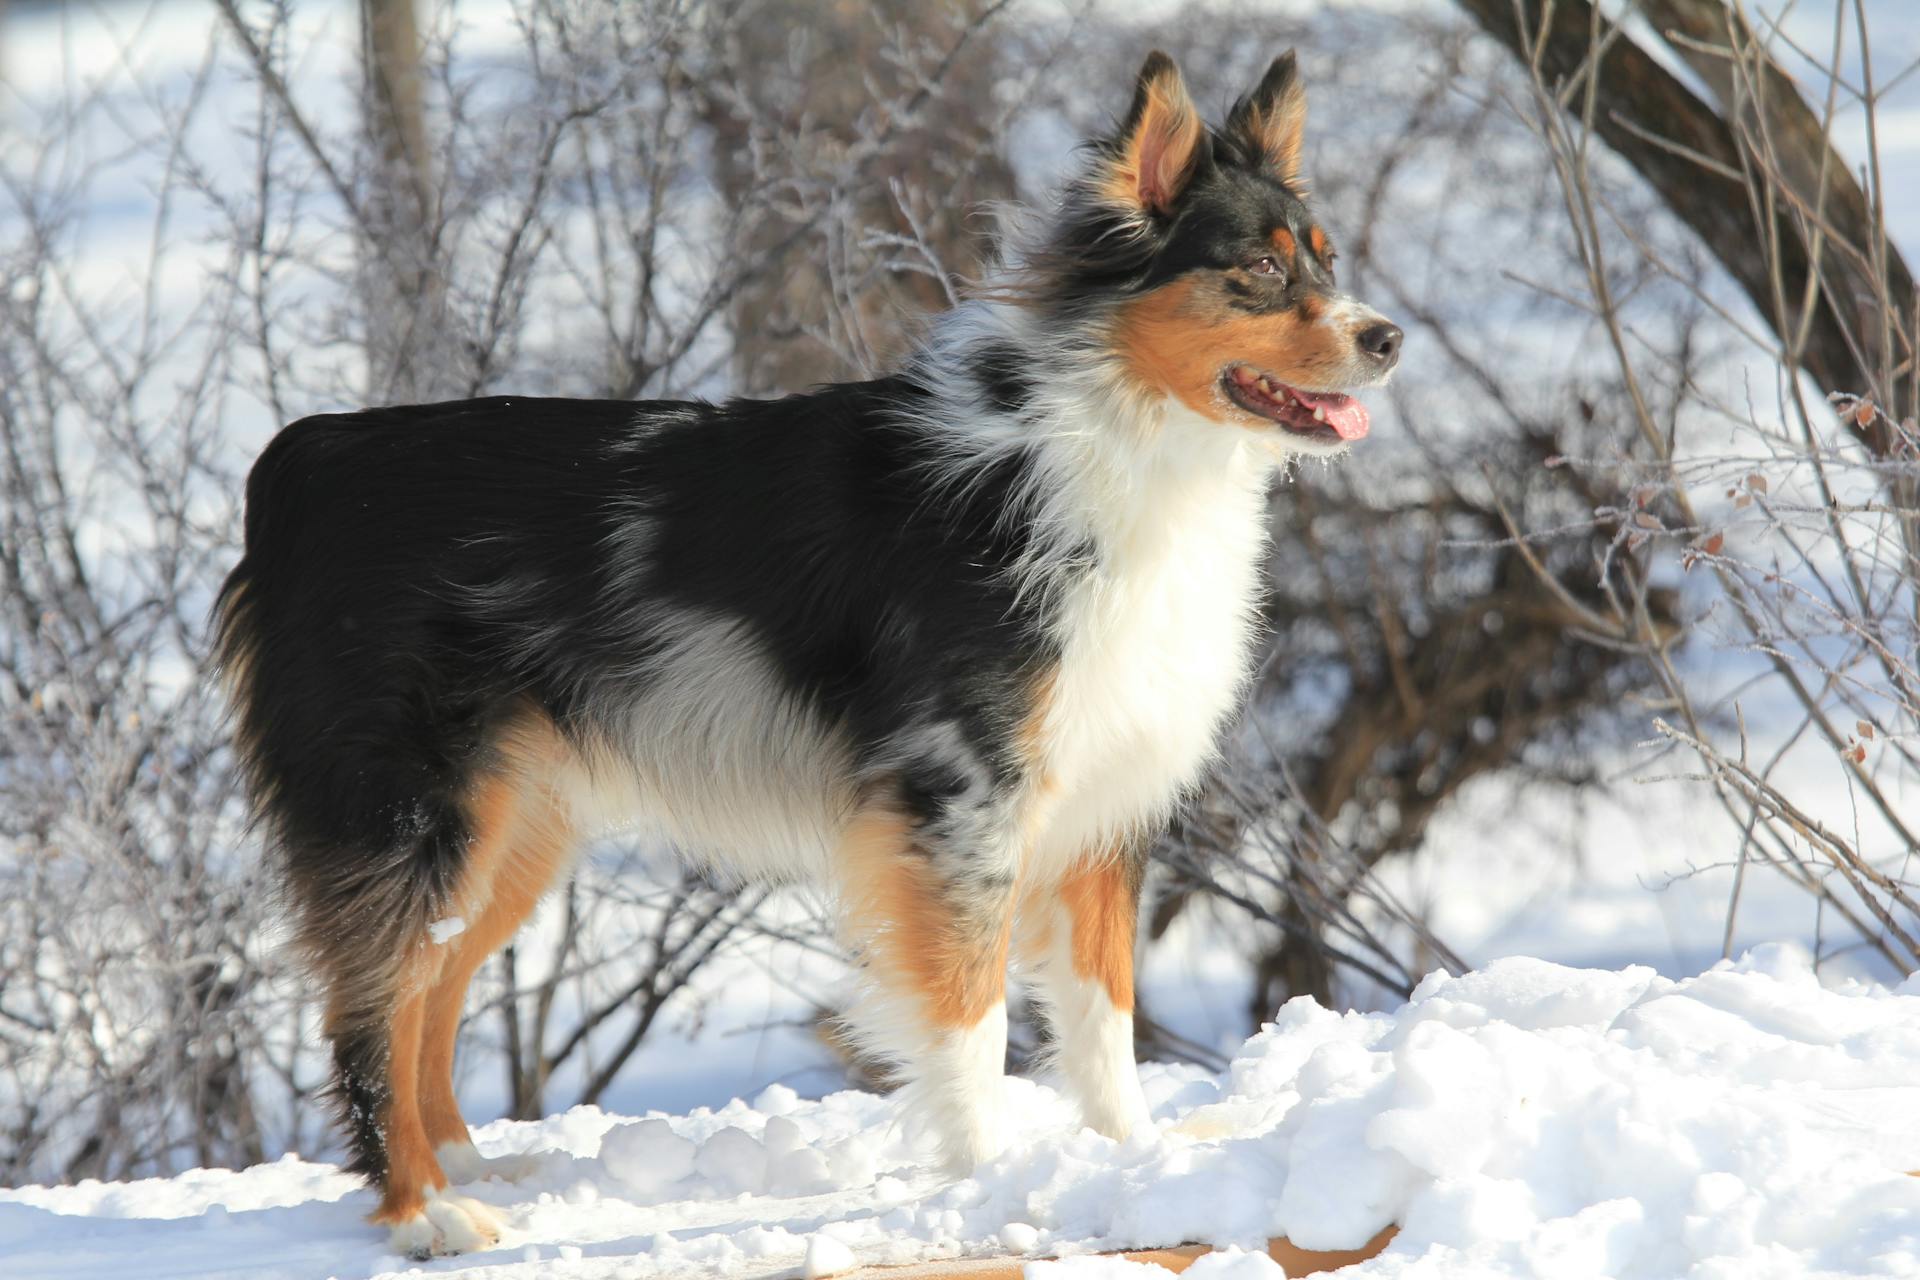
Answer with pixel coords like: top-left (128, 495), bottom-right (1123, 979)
top-left (1034, 48), bottom-right (1334, 319)
top-left (222, 390), bottom-right (1060, 789)
top-left (331, 1025), bottom-right (394, 1184)
top-left (973, 342), bottom-right (1038, 418)
top-left (215, 387), bottom-right (1071, 1182)
top-left (212, 48), bottom-right (1398, 1224)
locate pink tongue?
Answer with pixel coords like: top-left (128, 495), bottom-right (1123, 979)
top-left (1291, 388), bottom-right (1370, 440)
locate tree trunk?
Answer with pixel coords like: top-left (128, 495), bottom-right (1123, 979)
top-left (359, 0), bottom-right (446, 401)
top-left (1455, 0), bottom-right (1919, 707)
top-left (698, 0), bottom-right (1015, 394)
top-left (1452, 0), bottom-right (1913, 438)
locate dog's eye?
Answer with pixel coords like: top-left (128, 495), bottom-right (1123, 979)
top-left (1250, 256), bottom-right (1283, 277)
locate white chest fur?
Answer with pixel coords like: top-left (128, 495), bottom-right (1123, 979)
top-left (1025, 411), bottom-right (1275, 869)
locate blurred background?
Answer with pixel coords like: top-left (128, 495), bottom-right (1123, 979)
top-left (0, 0), bottom-right (1915, 1186)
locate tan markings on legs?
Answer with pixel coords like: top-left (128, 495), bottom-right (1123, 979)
top-left (838, 804), bottom-right (1023, 1171)
top-left (838, 808), bottom-right (1011, 1028)
top-left (1016, 850), bottom-right (1150, 1143)
top-left (417, 775), bottom-right (517, 1151)
top-left (372, 990), bottom-right (440, 1224)
top-left (1057, 853), bottom-right (1142, 1012)
top-left (418, 713), bottom-right (577, 1154)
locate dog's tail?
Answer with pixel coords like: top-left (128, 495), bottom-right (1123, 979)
top-left (211, 417), bottom-right (473, 1185)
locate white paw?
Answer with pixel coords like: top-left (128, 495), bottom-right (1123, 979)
top-left (948, 1106), bottom-right (1009, 1175)
top-left (910, 1007), bottom-right (1011, 1176)
top-left (1084, 1098), bottom-right (1153, 1143)
top-left (386, 1189), bottom-right (506, 1259)
top-left (1081, 1072), bottom-right (1153, 1143)
top-left (427, 1190), bottom-right (506, 1252)
top-left (905, 1078), bottom-right (1009, 1176)
top-left (437, 1139), bottom-right (543, 1185)
top-left (386, 1212), bottom-right (439, 1260)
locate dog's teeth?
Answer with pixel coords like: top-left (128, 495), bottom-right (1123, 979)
top-left (1313, 405), bottom-right (1327, 422)
top-left (1259, 378), bottom-right (1276, 395)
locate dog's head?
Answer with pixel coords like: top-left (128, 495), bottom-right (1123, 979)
top-left (1044, 51), bottom-right (1402, 454)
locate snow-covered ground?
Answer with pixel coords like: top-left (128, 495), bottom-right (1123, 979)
top-left (6, 1), bottom-right (1920, 1276)
top-left (9, 950), bottom-right (1920, 1278)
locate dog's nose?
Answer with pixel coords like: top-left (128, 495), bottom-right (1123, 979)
top-left (1358, 322), bottom-right (1403, 368)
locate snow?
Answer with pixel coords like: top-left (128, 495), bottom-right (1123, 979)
top-left (4, 2), bottom-right (1919, 1276)
top-left (803, 1232), bottom-right (860, 1278)
top-left (9, 949), bottom-right (1920, 1279)
top-left (429, 917), bottom-right (468, 946)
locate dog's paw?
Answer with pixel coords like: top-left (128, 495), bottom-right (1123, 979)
top-left (437, 1140), bottom-right (544, 1185)
top-left (385, 1189), bottom-right (506, 1259)
top-left (898, 1078), bottom-right (1009, 1176)
top-left (1079, 1073), bottom-right (1153, 1144)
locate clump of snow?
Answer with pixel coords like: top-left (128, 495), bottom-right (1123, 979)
top-left (692, 1124), bottom-right (769, 1196)
top-left (7, 952), bottom-right (1920, 1278)
top-left (600, 1117), bottom-right (696, 1198)
top-left (428, 916), bottom-right (467, 945)
top-left (803, 1231), bottom-right (859, 1278)
top-left (1001, 1220), bottom-right (1043, 1252)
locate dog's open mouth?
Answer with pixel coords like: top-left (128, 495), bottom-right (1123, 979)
top-left (1221, 365), bottom-right (1369, 443)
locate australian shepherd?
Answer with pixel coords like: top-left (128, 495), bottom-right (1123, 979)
top-left (214, 49), bottom-right (1401, 1256)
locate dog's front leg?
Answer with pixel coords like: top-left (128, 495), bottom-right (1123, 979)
top-left (834, 784), bottom-right (1023, 1174)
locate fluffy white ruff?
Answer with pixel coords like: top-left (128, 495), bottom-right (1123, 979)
top-left (385, 1184), bottom-right (507, 1259)
top-left (907, 300), bottom-right (1279, 876)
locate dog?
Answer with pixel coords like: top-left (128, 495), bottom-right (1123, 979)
top-left (213, 49), bottom-right (1400, 1256)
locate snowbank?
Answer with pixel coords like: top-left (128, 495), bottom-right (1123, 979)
top-left (7, 948), bottom-right (1920, 1279)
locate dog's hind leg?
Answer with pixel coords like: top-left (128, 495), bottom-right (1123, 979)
top-left (418, 786), bottom-right (572, 1189)
top-left (418, 720), bottom-right (577, 1187)
top-left (362, 990), bottom-right (506, 1258)
top-left (1016, 845), bottom-right (1152, 1143)
top-left (836, 803), bottom-right (1020, 1174)
top-left (321, 962), bottom-right (506, 1258)
top-left (305, 788), bottom-right (515, 1259)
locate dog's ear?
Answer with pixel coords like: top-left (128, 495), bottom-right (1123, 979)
top-left (1102, 51), bottom-right (1204, 217)
top-left (1226, 50), bottom-right (1308, 186)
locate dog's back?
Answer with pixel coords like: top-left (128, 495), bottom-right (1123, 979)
top-left (217, 383), bottom-right (1060, 887)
